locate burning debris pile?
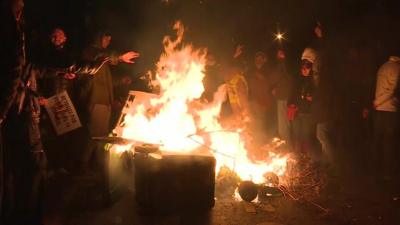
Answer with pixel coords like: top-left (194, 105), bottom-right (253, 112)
top-left (280, 154), bottom-right (328, 212)
top-left (214, 152), bottom-right (328, 214)
top-left (110, 20), bottom-right (288, 183)
top-left (215, 139), bottom-right (288, 201)
top-left (214, 140), bottom-right (327, 213)
top-left (107, 21), bottom-right (326, 213)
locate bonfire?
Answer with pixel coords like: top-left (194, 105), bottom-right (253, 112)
top-left (107, 22), bottom-right (325, 211)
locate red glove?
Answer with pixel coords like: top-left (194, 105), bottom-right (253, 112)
top-left (63, 73), bottom-right (76, 80)
top-left (287, 104), bottom-right (298, 121)
top-left (362, 108), bottom-right (369, 119)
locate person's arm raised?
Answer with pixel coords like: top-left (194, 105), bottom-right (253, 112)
top-left (119, 51), bottom-right (140, 64)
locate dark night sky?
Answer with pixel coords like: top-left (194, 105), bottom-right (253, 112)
top-left (21, 0), bottom-right (400, 75)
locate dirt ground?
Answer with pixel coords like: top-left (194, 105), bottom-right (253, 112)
top-left (43, 154), bottom-right (400, 225)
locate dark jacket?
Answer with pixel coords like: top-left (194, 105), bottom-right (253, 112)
top-left (289, 75), bottom-right (315, 114)
top-left (38, 45), bottom-right (76, 98)
top-left (248, 66), bottom-right (274, 110)
top-left (309, 37), bottom-right (335, 123)
top-left (0, 7), bottom-right (24, 216)
top-left (312, 48), bottom-right (336, 123)
top-left (81, 44), bottom-right (120, 106)
top-left (202, 64), bottom-right (224, 102)
top-left (2, 60), bottom-right (104, 153)
top-left (0, 9), bottom-right (24, 120)
top-left (270, 60), bottom-right (292, 101)
top-left (289, 71), bottom-right (334, 122)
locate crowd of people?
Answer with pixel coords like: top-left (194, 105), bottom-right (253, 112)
top-left (1, 0), bottom-right (400, 225)
top-left (0, 0), bottom-right (139, 224)
top-left (209, 21), bottom-right (399, 187)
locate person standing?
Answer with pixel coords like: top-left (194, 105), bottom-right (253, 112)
top-left (0, 1), bottom-right (60, 223)
top-left (0, 2), bottom-right (106, 222)
top-left (288, 59), bottom-right (317, 155)
top-left (202, 52), bottom-right (224, 102)
top-left (303, 22), bottom-right (335, 166)
top-left (271, 49), bottom-right (292, 143)
top-left (79, 30), bottom-right (139, 205)
top-left (248, 51), bottom-right (275, 139)
top-left (0, 0), bottom-right (25, 219)
top-left (371, 54), bottom-right (400, 182)
top-left (38, 27), bottom-right (79, 176)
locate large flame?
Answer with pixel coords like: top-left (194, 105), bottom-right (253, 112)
top-left (111, 21), bottom-right (288, 184)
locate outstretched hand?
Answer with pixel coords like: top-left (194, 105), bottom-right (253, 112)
top-left (119, 51), bottom-right (140, 64)
top-left (362, 108), bottom-right (369, 119)
top-left (233, 44), bottom-right (244, 59)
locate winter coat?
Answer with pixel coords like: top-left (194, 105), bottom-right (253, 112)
top-left (302, 38), bottom-right (335, 123)
top-left (0, 10), bottom-right (24, 121)
top-left (374, 56), bottom-right (400, 112)
top-left (12, 61), bottom-right (105, 150)
top-left (38, 46), bottom-right (76, 98)
top-left (270, 60), bottom-right (292, 101)
top-left (288, 75), bottom-right (315, 114)
top-left (81, 45), bottom-right (120, 106)
top-left (248, 68), bottom-right (273, 111)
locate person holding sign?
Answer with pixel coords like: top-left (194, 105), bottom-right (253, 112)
top-left (0, 1), bottom-right (108, 223)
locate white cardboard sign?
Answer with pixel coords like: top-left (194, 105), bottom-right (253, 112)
top-left (44, 91), bottom-right (81, 135)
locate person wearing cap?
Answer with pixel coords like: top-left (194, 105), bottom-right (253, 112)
top-left (301, 47), bottom-right (320, 86)
top-left (371, 54), bottom-right (400, 182)
top-left (300, 23), bottom-right (335, 167)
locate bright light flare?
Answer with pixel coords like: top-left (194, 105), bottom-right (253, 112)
top-left (274, 32), bottom-right (285, 41)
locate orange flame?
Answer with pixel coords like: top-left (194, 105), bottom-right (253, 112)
top-left (111, 21), bottom-right (288, 184)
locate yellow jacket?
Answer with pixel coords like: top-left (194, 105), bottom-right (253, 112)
top-left (226, 73), bottom-right (248, 107)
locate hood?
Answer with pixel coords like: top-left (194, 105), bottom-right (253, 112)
top-left (301, 47), bottom-right (317, 64)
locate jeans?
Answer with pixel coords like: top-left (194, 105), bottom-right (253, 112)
top-left (371, 110), bottom-right (399, 178)
top-left (292, 113), bottom-right (315, 153)
top-left (277, 100), bottom-right (290, 142)
top-left (316, 122), bottom-right (334, 164)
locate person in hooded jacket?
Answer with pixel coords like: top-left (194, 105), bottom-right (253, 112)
top-left (288, 59), bottom-right (317, 155)
top-left (79, 30), bottom-right (139, 205)
top-left (302, 23), bottom-right (336, 166)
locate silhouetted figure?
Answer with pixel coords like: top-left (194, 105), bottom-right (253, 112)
top-left (371, 55), bottom-right (400, 182)
top-left (271, 49), bottom-right (292, 143)
top-left (288, 59), bottom-right (317, 155)
top-left (79, 30), bottom-right (139, 206)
